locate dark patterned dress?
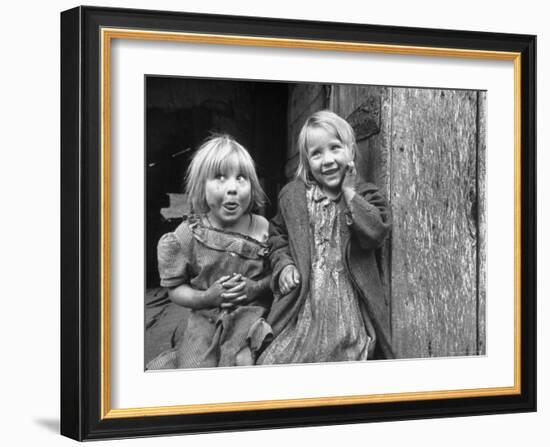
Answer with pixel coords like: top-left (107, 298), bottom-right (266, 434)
top-left (147, 215), bottom-right (272, 369)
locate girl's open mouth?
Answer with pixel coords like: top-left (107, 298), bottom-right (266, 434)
top-left (322, 168), bottom-right (339, 176)
top-left (223, 202), bottom-right (239, 211)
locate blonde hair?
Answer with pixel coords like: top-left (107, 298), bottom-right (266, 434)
top-left (295, 110), bottom-right (357, 183)
top-left (185, 134), bottom-right (265, 214)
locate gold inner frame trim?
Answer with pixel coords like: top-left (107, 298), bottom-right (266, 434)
top-left (100, 27), bottom-right (522, 420)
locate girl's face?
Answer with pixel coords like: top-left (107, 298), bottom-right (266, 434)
top-left (205, 159), bottom-right (251, 228)
top-left (306, 126), bottom-right (351, 196)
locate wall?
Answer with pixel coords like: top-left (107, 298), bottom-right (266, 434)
top-left (2, 1), bottom-right (546, 446)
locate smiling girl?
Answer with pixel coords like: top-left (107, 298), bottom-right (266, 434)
top-left (258, 110), bottom-right (393, 365)
top-left (148, 135), bottom-right (273, 369)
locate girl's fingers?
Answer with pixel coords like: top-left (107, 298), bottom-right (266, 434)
top-left (281, 278), bottom-right (295, 294)
top-left (217, 275), bottom-right (231, 284)
top-left (221, 291), bottom-right (245, 300)
top-left (222, 293), bottom-right (247, 303)
top-left (220, 302), bottom-right (235, 309)
top-left (292, 269), bottom-right (301, 285)
top-left (222, 275), bottom-right (243, 288)
top-left (231, 295), bottom-right (248, 304)
top-left (280, 268), bottom-right (297, 294)
top-left (222, 281), bottom-right (246, 293)
top-left (286, 276), bottom-right (293, 288)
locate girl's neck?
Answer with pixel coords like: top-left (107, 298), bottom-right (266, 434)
top-left (319, 184), bottom-right (342, 201)
top-left (205, 212), bottom-right (253, 234)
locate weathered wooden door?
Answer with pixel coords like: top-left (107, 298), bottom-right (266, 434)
top-left (287, 83), bottom-right (486, 359)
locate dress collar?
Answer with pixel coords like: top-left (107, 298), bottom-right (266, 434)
top-left (310, 184), bottom-right (342, 203)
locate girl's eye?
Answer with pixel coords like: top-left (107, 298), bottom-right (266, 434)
top-left (310, 151), bottom-right (320, 159)
top-left (237, 174), bottom-right (247, 181)
top-left (214, 173), bottom-right (225, 180)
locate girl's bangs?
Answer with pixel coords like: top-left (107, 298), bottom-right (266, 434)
top-left (304, 122), bottom-right (339, 147)
top-left (207, 146), bottom-right (255, 179)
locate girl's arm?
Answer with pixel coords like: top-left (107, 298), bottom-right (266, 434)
top-left (269, 204), bottom-right (298, 294)
top-left (348, 186), bottom-right (391, 249)
top-left (342, 178), bottom-right (391, 250)
top-left (247, 274), bottom-right (271, 300)
top-left (158, 226), bottom-right (229, 309)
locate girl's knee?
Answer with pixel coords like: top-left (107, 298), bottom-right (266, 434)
top-left (235, 346), bottom-right (254, 366)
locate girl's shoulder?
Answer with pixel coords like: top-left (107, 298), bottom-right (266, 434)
top-left (158, 215), bottom-right (197, 254)
top-left (249, 214), bottom-right (269, 243)
top-left (278, 179), bottom-right (306, 202)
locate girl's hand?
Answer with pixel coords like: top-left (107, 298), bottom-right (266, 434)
top-left (202, 275), bottom-right (231, 308)
top-left (279, 265), bottom-right (300, 295)
top-left (220, 275), bottom-right (259, 309)
top-left (342, 161), bottom-right (357, 205)
top-left (342, 161), bottom-right (357, 193)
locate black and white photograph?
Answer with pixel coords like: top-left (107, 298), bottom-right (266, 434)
top-left (55, 3), bottom-right (538, 442)
top-left (144, 76), bottom-right (487, 370)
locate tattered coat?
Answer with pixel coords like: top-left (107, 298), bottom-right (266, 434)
top-left (266, 178), bottom-right (394, 359)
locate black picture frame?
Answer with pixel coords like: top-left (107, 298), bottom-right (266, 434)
top-left (61, 5), bottom-right (536, 441)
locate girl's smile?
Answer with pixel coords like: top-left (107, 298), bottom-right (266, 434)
top-left (306, 126), bottom-right (351, 197)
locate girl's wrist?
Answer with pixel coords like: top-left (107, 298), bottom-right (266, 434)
top-left (343, 186), bottom-right (356, 204)
top-left (247, 280), bottom-right (259, 301)
top-left (199, 289), bottom-right (217, 308)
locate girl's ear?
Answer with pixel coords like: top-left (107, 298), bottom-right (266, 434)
top-left (344, 146), bottom-right (353, 163)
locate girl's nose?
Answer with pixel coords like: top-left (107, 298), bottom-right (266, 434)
top-left (225, 178), bottom-right (238, 194)
top-left (322, 152), bottom-right (335, 165)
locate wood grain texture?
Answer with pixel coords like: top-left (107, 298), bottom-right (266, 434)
top-left (286, 84), bottom-right (327, 178)
top-left (390, 88), bottom-right (479, 358)
top-left (477, 91), bottom-right (487, 355)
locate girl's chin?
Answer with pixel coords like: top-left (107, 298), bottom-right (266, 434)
top-left (209, 212), bottom-right (243, 228)
top-left (319, 178), bottom-right (343, 191)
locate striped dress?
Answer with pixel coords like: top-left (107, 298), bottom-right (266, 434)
top-left (147, 215), bottom-right (272, 370)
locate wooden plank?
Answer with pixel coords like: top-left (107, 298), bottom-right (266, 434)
top-left (390, 88), bottom-right (479, 358)
top-left (288, 83), bottom-right (327, 128)
top-left (332, 84), bottom-right (393, 341)
top-left (331, 85), bottom-right (390, 188)
top-left (477, 91), bottom-right (487, 355)
top-left (286, 84), bottom-right (327, 178)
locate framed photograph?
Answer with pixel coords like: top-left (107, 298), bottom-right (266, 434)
top-left (60, 5), bottom-right (536, 441)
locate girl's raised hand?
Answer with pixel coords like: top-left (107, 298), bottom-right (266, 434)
top-left (341, 161), bottom-right (357, 192)
top-left (342, 161), bottom-right (357, 205)
top-left (279, 265), bottom-right (300, 295)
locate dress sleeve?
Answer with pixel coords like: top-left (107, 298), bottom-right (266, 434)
top-left (347, 183), bottom-right (392, 250)
top-left (268, 199), bottom-right (295, 294)
top-left (157, 231), bottom-right (191, 288)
